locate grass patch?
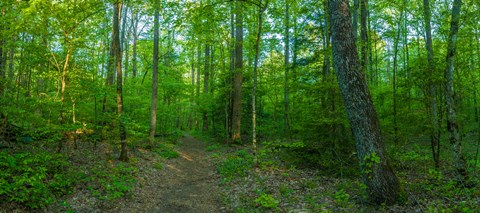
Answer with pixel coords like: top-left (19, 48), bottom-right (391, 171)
top-left (153, 143), bottom-right (179, 159)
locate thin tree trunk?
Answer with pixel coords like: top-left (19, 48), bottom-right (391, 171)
top-left (392, 14), bottom-right (402, 144)
top-left (113, 1), bottom-right (128, 162)
top-left (253, 0), bottom-right (266, 167)
top-left (149, 0), bottom-right (160, 146)
top-left (203, 44), bottom-right (210, 131)
top-left (329, 0), bottom-right (400, 204)
top-left (423, 0), bottom-right (441, 168)
top-left (196, 44), bottom-right (201, 130)
top-left (360, 0), bottom-right (368, 75)
top-left (284, 0), bottom-right (290, 135)
top-left (57, 39), bottom-right (72, 153)
top-left (132, 11), bottom-right (138, 78)
top-left (445, 0), bottom-right (467, 182)
top-left (352, 0), bottom-right (359, 41)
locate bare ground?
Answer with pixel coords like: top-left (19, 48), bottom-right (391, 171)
top-left (107, 134), bottom-right (226, 213)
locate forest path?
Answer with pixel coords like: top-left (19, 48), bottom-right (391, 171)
top-left (147, 134), bottom-right (226, 212)
top-left (47, 133), bottom-right (228, 213)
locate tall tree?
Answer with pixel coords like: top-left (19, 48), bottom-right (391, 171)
top-left (445, 0), bottom-right (467, 182)
top-left (329, 0), bottom-right (400, 204)
top-left (423, 0), bottom-right (440, 168)
top-left (149, 0), bottom-right (160, 146)
top-left (231, 0), bottom-right (243, 143)
top-left (113, 0), bottom-right (128, 162)
top-left (284, 0), bottom-right (290, 135)
top-left (253, 0), bottom-right (267, 167)
top-left (203, 44), bottom-right (210, 131)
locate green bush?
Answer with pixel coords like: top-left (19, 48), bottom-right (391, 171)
top-left (153, 144), bottom-right (179, 159)
top-left (254, 193), bottom-right (279, 209)
top-left (217, 150), bottom-right (253, 182)
top-left (89, 163), bottom-right (137, 200)
top-left (0, 150), bottom-right (76, 208)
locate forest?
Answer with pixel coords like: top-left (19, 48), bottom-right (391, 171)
top-left (0, 0), bottom-right (479, 212)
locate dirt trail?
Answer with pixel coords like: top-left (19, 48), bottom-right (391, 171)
top-left (148, 134), bottom-right (225, 212)
top-left (103, 134), bottom-right (226, 213)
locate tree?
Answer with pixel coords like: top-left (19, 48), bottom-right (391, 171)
top-left (252, 0), bottom-right (267, 167)
top-left (113, 0), bottom-right (128, 162)
top-left (423, 0), bottom-right (440, 168)
top-left (203, 44), bottom-right (210, 131)
top-left (149, 0), bottom-right (160, 146)
top-left (284, 0), bottom-right (290, 135)
top-left (329, 0), bottom-right (400, 204)
top-left (231, 0), bottom-right (243, 143)
top-left (445, 0), bottom-right (467, 182)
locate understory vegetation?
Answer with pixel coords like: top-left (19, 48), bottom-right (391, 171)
top-left (205, 133), bottom-right (480, 212)
top-left (1, 0), bottom-right (480, 211)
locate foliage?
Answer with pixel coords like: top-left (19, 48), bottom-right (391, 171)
top-left (254, 193), bottom-right (279, 209)
top-left (217, 149), bottom-right (253, 182)
top-left (153, 143), bottom-right (179, 159)
top-left (0, 150), bottom-right (77, 208)
top-left (88, 162), bottom-right (137, 200)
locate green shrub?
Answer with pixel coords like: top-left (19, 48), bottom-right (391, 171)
top-left (89, 163), bottom-right (137, 200)
top-left (217, 149), bottom-right (253, 182)
top-left (153, 143), bottom-right (179, 159)
top-left (254, 193), bottom-right (279, 209)
top-left (0, 150), bottom-right (76, 208)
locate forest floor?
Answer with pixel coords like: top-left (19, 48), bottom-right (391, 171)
top-left (1, 134), bottom-right (227, 213)
top-left (81, 134), bottom-right (227, 213)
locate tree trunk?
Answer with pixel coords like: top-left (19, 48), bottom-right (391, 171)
top-left (423, 0), bottom-right (440, 168)
top-left (253, 0), bottom-right (266, 167)
top-left (203, 44), bottom-right (210, 131)
top-left (196, 44), bottom-right (201, 130)
top-left (445, 0), bottom-right (467, 182)
top-left (132, 11), bottom-right (138, 78)
top-left (392, 13), bottom-right (402, 144)
top-left (231, 0), bottom-right (243, 143)
top-left (329, 0), bottom-right (400, 204)
top-left (352, 0), bottom-right (359, 41)
top-left (360, 0), bottom-right (368, 75)
top-left (149, 0), bottom-right (160, 146)
top-left (113, 1), bottom-right (128, 162)
top-left (284, 0), bottom-right (290, 135)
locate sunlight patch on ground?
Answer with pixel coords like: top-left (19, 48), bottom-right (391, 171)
top-left (166, 164), bottom-right (181, 172)
top-left (180, 152), bottom-right (194, 161)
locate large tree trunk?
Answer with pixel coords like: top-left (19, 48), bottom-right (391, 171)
top-left (231, 0), bottom-right (243, 143)
top-left (445, 0), bottom-right (467, 182)
top-left (329, 0), bottom-right (400, 204)
top-left (423, 0), bottom-right (441, 168)
top-left (113, 1), bottom-right (128, 162)
top-left (149, 0), bottom-right (160, 146)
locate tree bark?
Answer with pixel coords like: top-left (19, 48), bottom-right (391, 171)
top-left (203, 44), bottom-right (210, 131)
top-left (329, 0), bottom-right (400, 204)
top-left (284, 0), bottom-right (290, 135)
top-left (149, 0), bottom-right (160, 146)
top-left (252, 0), bottom-right (266, 167)
top-left (352, 0), bottom-right (359, 41)
top-left (231, 0), bottom-right (243, 143)
top-left (423, 0), bottom-right (441, 168)
top-left (113, 1), bottom-right (128, 162)
top-left (445, 0), bottom-right (467, 182)
top-left (132, 11), bottom-right (138, 78)
top-left (360, 0), bottom-right (368, 75)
